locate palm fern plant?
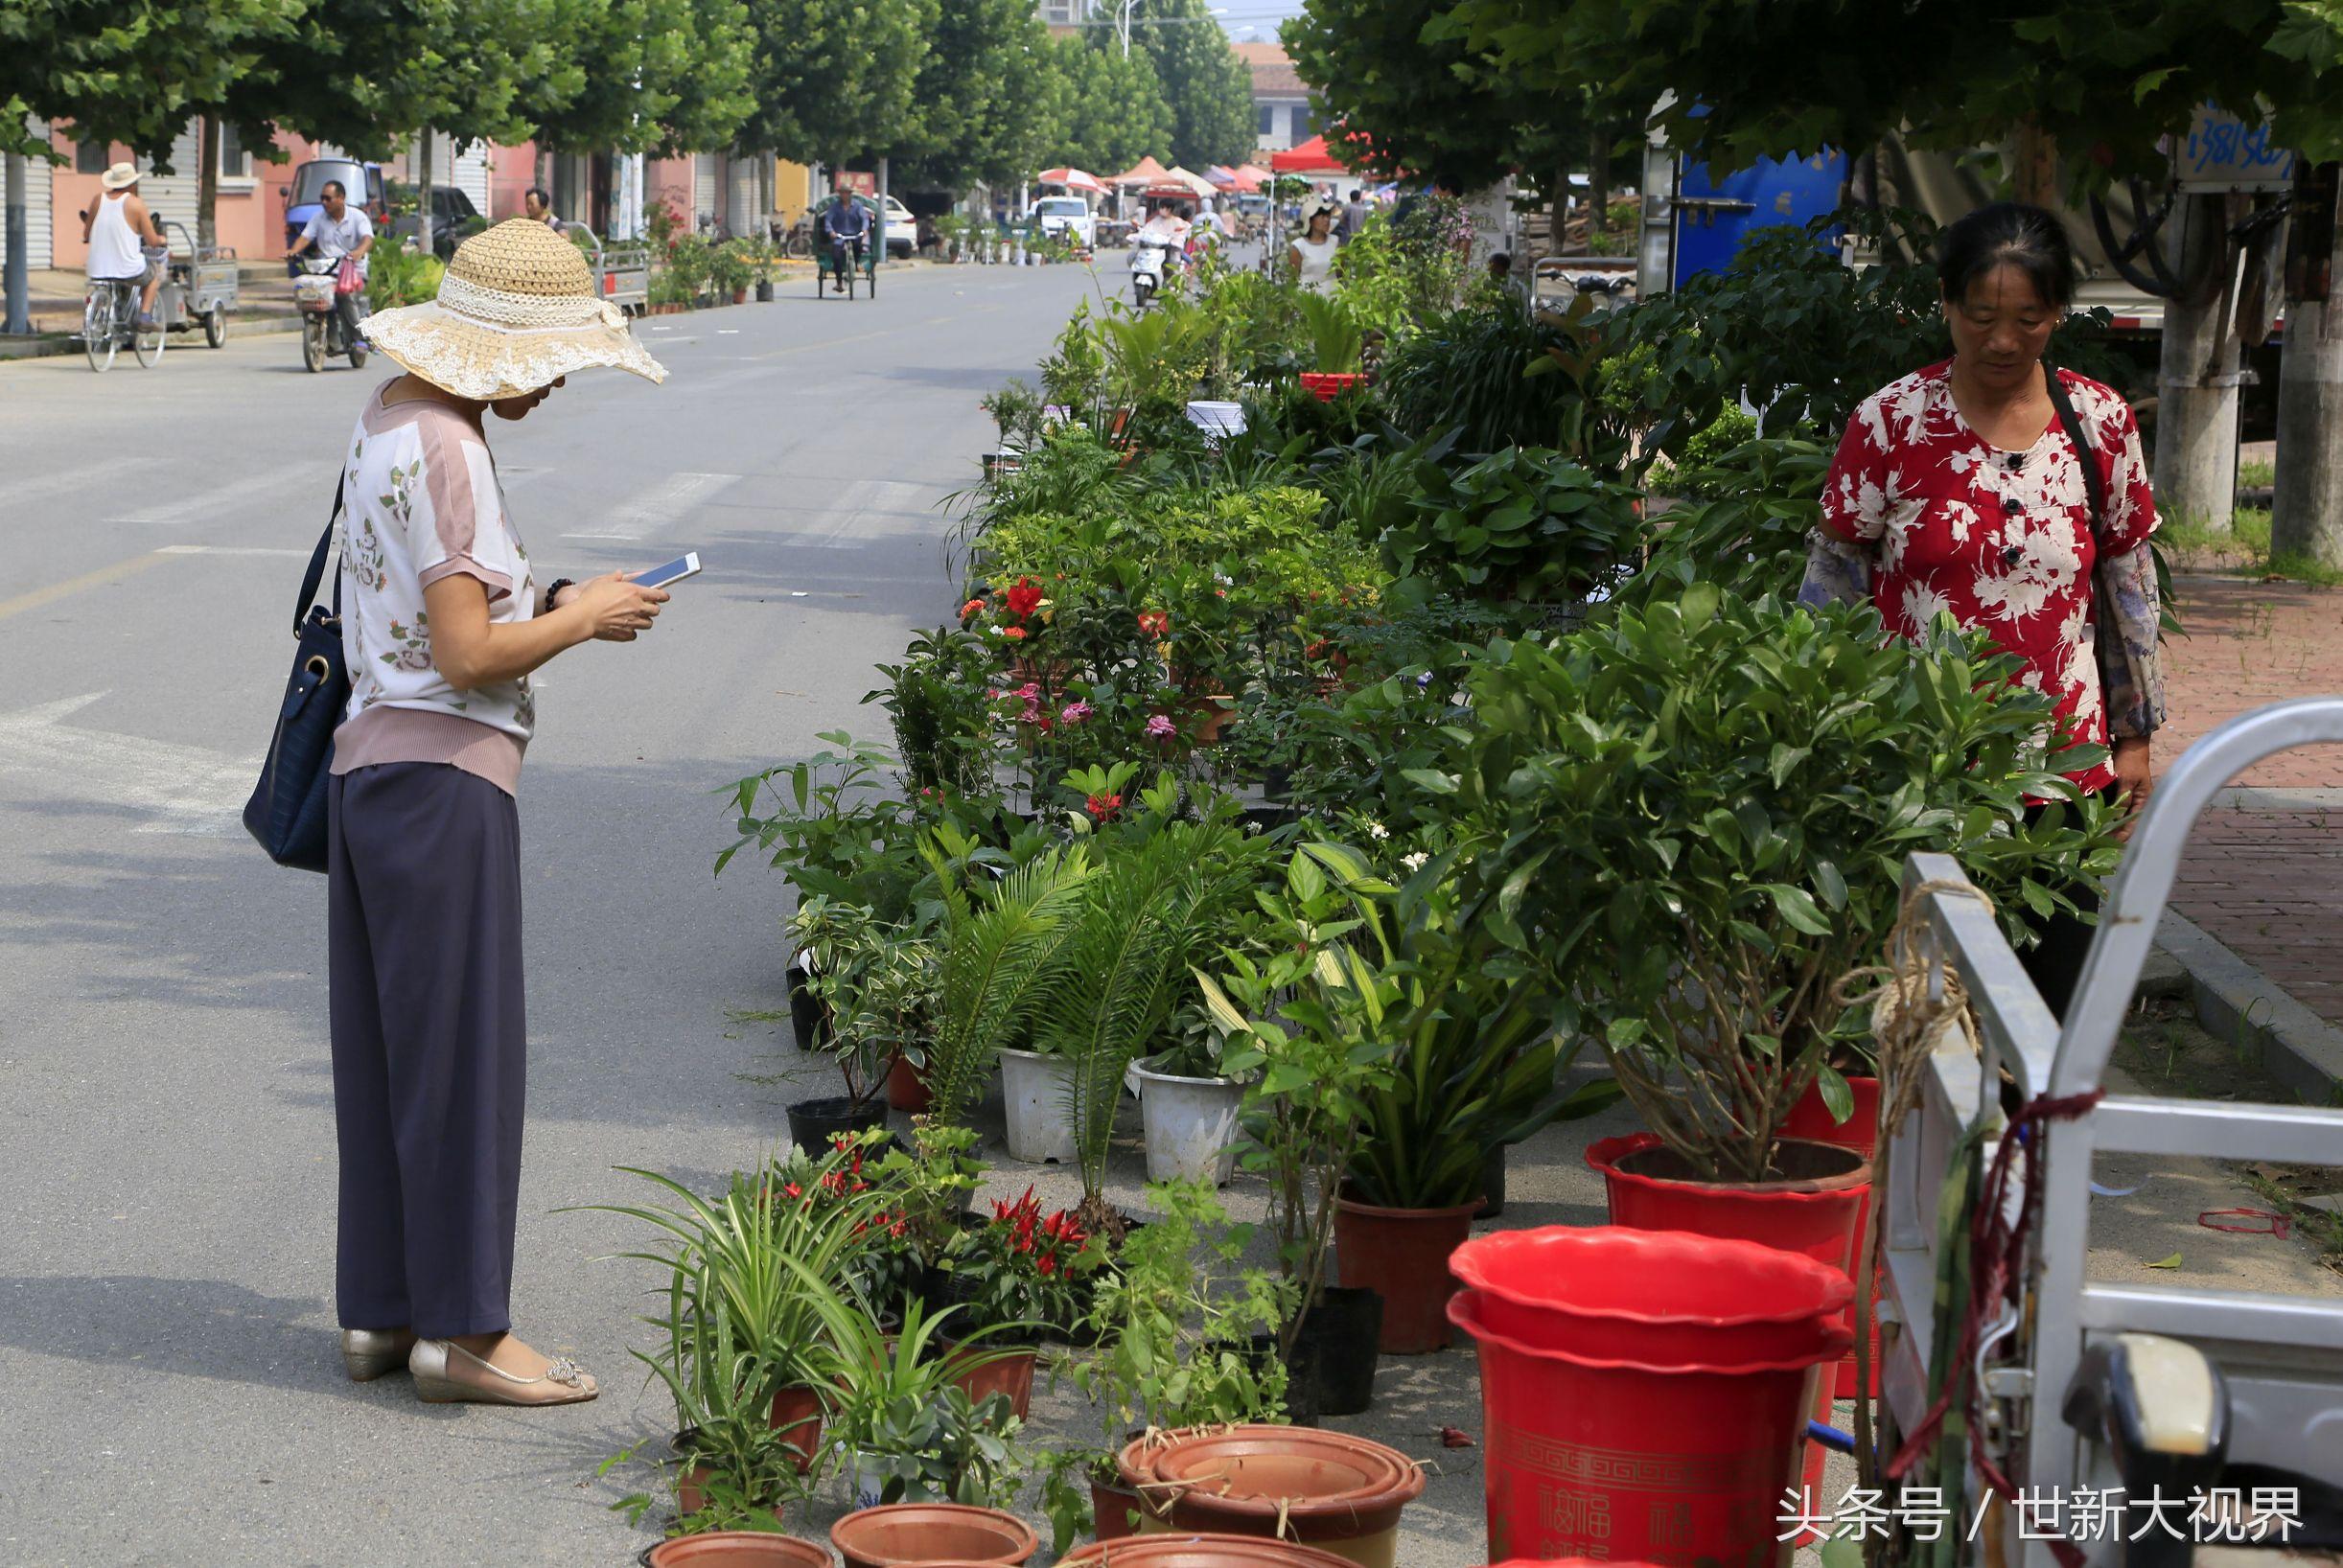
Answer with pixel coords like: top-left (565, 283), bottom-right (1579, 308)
top-left (1295, 291), bottom-right (1364, 374)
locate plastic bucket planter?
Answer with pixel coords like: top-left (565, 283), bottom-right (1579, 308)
top-left (1450, 1289), bottom-right (1847, 1568)
top-left (1118, 1427), bottom-right (1426, 1568)
top-left (1058, 1534), bottom-right (1359, 1565)
top-left (1333, 1189), bottom-right (1478, 1354)
top-left (1584, 1132), bottom-right (1871, 1533)
top-left (1449, 1226), bottom-right (1851, 1368)
top-left (1132, 1056), bottom-right (1246, 1186)
top-left (646, 1536), bottom-right (832, 1567)
top-left (999, 1048), bottom-right (1078, 1164)
top-left (1298, 372), bottom-right (1365, 403)
top-left (830, 1502), bottom-right (1038, 1567)
top-left (1781, 1074), bottom-right (1883, 1398)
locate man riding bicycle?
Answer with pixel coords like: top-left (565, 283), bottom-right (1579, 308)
top-left (82, 163), bottom-right (168, 329)
top-left (287, 178), bottom-right (376, 348)
top-left (818, 195), bottom-right (870, 292)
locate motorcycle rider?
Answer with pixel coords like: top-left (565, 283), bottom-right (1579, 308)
top-left (1134, 202), bottom-right (1191, 283)
top-left (287, 178), bottom-right (376, 349)
top-left (819, 193), bottom-right (871, 292)
top-left (81, 163), bottom-right (168, 329)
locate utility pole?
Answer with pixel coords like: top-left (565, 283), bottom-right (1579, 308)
top-left (2151, 193), bottom-right (2243, 532)
top-left (2272, 161), bottom-right (2343, 570)
top-left (4, 149), bottom-right (31, 336)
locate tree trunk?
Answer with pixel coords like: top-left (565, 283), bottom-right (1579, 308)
top-left (2012, 116), bottom-right (2059, 206)
top-left (417, 127), bottom-right (436, 258)
top-left (1587, 127), bottom-right (1612, 241)
top-left (1547, 158), bottom-right (1569, 262)
top-left (2272, 162), bottom-right (2343, 571)
top-left (2152, 193), bottom-right (2243, 533)
top-left (197, 114), bottom-right (220, 252)
top-left (4, 150), bottom-right (31, 336)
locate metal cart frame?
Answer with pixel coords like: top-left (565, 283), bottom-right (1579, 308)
top-left (160, 219), bottom-right (239, 346)
top-left (1881, 697), bottom-right (2343, 1568)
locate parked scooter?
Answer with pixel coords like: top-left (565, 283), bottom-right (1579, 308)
top-left (292, 255), bottom-right (369, 373)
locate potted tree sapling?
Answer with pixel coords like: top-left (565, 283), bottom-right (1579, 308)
top-left (783, 898), bottom-right (926, 1154)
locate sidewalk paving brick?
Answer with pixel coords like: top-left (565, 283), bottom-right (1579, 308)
top-left (2157, 574), bottom-right (2343, 1033)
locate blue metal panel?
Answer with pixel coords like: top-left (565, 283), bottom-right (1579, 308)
top-left (1673, 148), bottom-right (1848, 288)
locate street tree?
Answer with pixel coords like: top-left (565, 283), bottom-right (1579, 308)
top-left (894, 0), bottom-right (1068, 191)
top-left (515, 0), bottom-right (756, 184)
top-left (1128, 0), bottom-right (1253, 171)
top-left (738, 0), bottom-right (938, 170)
top-left (1054, 37), bottom-right (1173, 175)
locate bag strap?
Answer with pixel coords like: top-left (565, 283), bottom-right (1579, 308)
top-left (2042, 363), bottom-right (2108, 552)
top-left (295, 475), bottom-right (347, 632)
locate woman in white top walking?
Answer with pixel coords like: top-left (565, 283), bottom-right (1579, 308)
top-left (1287, 202), bottom-right (1340, 294)
top-left (82, 163), bottom-right (166, 327)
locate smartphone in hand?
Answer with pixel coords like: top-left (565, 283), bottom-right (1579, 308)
top-left (632, 552), bottom-right (702, 589)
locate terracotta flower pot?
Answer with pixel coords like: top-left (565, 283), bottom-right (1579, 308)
top-left (1057, 1533), bottom-right (1357, 1565)
top-left (830, 1502), bottom-right (1038, 1567)
top-left (941, 1338), bottom-right (1037, 1419)
top-left (1332, 1189), bottom-right (1478, 1354)
top-left (768, 1383), bottom-right (825, 1475)
top-left (886, 1052), bottom-right (934, 1114)
top-left (1184, 694), bottom-right (1236, 746)
top-left (1117, 1427), bottom-right (1425, 1568)
top-left (1585, 1131), bottom-right (1871, 1535)
top-left (1091, 1465), bottom-right (1146, 1541)
top-left (647, 1534), bottom-right (832, 1567)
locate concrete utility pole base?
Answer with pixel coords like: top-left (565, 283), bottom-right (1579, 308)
top-left (2153, 194), bottom-right (2242, 533)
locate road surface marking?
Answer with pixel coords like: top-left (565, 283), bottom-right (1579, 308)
top-left (562, 472), bottom-right (739, 541)
top-left (0, 457), bottom-right (170, 519)
top-left (154, 545), bottom-right (314, 558)
top-left (790, 479), bottom-right (939, 548)
top-left (0, 691), bottom-right (260, 837)
top-left (0, 552), bottom-right (171, 623)
top-left (106, 466), bottom-right (315, 526)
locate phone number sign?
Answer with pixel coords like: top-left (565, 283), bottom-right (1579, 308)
top-left (2175, 104), bottom-right (2297, 193)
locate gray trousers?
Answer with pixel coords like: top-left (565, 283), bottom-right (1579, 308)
top-left (327, 763), bottom-right (525, 1338)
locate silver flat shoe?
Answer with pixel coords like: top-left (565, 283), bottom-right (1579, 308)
top-left (341, 1326), bottom-right (418, 1381)
top-left (409, 1338), bottom-right (598, 1407)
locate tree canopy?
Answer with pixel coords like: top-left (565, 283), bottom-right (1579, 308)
top-left (895, 0), bottom-right (1067, 189)
top-left (1, 0), bottom-right (305, 161)
top-left (737, 0), bottom-right (938, 166)
top-left (517, 0), bottom-right (755, 158)
top-left (1053, 36), bottom-right (1174, 174)
top-left (1131, 0), bottom-right (1254, 171)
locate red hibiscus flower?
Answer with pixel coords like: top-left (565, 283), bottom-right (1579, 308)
top-left (1006, 576), bottom-right (1044, 619)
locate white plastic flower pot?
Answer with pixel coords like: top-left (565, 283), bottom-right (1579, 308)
top-left (999, 1047), bottom-right (1078, 1164)
top-left (1132, 1055), bottom-right (1247, 1186)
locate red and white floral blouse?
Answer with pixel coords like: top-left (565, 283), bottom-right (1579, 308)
top-left (1814, 361), bottom-right (2159, 794)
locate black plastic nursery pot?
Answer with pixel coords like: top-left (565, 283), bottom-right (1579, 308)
top-left (1476, 1143), bottom-right (1508, 1220)
top-left (1286, 1286), bottom-right (1383, 1418)
top-left (784, 961), bottom-right (828, 1052)
top-left (786, 1095), bottom-right (887, 1158)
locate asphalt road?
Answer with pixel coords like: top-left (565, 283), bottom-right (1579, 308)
top-left (0, 261), bottom-right (1104, 1566)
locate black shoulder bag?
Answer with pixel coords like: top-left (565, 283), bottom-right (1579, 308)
top-left (243, 480), bottom-right (348, 872)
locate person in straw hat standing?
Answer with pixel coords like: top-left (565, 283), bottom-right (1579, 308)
top-left (327, 219), bottom-right (670, 1405)
top-left (81, 162), bottom-right (168, 328)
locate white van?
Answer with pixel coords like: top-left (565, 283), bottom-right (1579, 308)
top-left (1028, 196), bottom-right (1097, 249)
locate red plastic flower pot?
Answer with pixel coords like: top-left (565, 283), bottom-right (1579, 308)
top-left (767, 1384), bottom-right (825, 1475)
top-left (1448, 1225), bottom-right (1852, 1369)
top-left (1585, 1131), bottom-right (1870, 1533)
top-left (647, 1535), bottom-right (833, 1567)
top-left (1118, 1426), bottom-right (1425, 1567)
top-left (1333, 1190), bottom-right (1478, 1354)
top-left (1451, 1289), bottom-right (1847, 1568)
top-left (1783, 1074), bottom-right (1883, 1398)
top-left (1298, 372), bottom-right (1365, 404)
top-left (1058, 1533), bottom-right (1360, 1564)
top-left (885, 1051), bottom-right (934, 1113)
top-left (942, 1339), bottom-right (1037, 1419)
top-left (830, 1502), bottom-right (1038, 1567)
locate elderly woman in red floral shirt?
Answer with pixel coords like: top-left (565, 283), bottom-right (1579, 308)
top-left (1800, 201), bottom-right (2166, 1018)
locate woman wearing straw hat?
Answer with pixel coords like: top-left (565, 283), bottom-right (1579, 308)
top-left (328, 219), bottom-right (669, 1405)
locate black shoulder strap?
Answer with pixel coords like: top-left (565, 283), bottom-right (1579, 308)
top-left (296, 475), bottom-right (348, 631)
top-left (2043, 364), bottom-right (2109, 551)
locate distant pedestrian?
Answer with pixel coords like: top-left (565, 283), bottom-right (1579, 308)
top-left (1342, 187), bottom-right (1368, 240)
top-left (523, 186), bottom-right (565, 233)
top-left (1800, 200), bottom-right (2165, 1017)
top-left (321, 219), bottom-right (671, 1405)
top-left (81, 163), bottom-right (167, 328)
top-left (1287, 202), bottom-right (1340, 293)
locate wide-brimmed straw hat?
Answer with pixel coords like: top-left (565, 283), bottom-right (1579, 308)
top-left (101, 162), bottom-right (141, 192)
top-left (363, 218), bottom-right (666, 401)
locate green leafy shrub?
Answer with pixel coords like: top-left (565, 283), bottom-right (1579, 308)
top-left (366, 248), bottom-right (443, 310)
top-left (1420, 587), bottom-right (2119, 1181)
top-left (1381, 446), bottom-right (1646, 603)
top-left (1380, 298), bottom-right (1620, 458)
top-left (1623, 435), bottom-right (1830, 608)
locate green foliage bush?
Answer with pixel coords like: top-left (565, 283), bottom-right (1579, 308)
top-left (1383, 446), bottom-right (1646, 603)
top-left (366, 248), bottom-right (444, 310)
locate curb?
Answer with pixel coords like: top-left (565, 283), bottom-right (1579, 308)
top-left (1, 312), bottom-right (308, 362)
top-left (2155, 910), bottom-right (2343, 1103)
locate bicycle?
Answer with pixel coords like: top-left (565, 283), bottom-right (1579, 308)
top-left (82, 275), bottom-right (164, 373)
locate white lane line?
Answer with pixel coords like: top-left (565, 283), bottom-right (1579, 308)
top-left (788, 479), bottom-right (940, 548)
top-left (0, 457), bottom-right (172, 518)
top-left (106, 467), bottom-right (316, 527)
top-left (0, 691), bottom-right (260, 838)
top-left (154, 545), bottom-right (315, 558)
top-left (561, 471), bottom-right (739, 542)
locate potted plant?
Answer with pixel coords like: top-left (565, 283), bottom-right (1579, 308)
top-left (930, 1185), bottom-right (1099, 1417)
top-left (783, 897), bottom-right (923, 1153)
top-left (1041, 1179), bottom-right (1293, 1552)
top-left (1196, 843), bottom-right (1402, 1415)
top-left (1127, 1005), bottom-right (1250, 1187)
top-left (1294, 293), bottom-right (1365, 403)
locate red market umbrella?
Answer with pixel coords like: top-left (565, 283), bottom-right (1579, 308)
top-left (1036, 167), bottom-right (1107, 195)
top-left (1270, 135), bottom-right (1350, 174)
